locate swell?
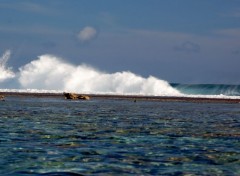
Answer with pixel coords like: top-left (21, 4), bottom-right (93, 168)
top-left (172, 83), bottom-right (240, 96)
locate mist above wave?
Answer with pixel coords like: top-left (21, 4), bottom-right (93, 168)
top-left (0, 50), bottom-right (15, 82)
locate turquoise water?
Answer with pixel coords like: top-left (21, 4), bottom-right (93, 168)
top-left (172, 83), bottom-right (240, 96)
top-left (0, 97), bottom-right (240, 175)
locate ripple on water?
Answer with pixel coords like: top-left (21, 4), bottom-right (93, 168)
top-left (0, 98), bottom-right (240, 175)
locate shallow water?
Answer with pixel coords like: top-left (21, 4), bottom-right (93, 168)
top-left (0, 97), bottom-right (240, 175)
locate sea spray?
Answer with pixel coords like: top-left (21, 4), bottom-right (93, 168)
top-left (1, 51), bottom-right (240, 98)
top-left (19, 55), bottom-right (74, 90)
top-left (0, 50), bottom-right (15, 82)
top-left (18, 54), bottom-right (181, 96)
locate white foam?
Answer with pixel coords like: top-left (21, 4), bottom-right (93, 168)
top-left (0, 88), bottom-right (62, 94)
top-left (18, 54), bottom-right (182, 96)
top-left (182, 94), bottom-right (240, 99)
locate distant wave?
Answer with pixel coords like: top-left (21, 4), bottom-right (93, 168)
top-left (172, 83), bottom-right (240, 96)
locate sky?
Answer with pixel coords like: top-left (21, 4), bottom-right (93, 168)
top-left (0, 0), bottom-right (240, 84)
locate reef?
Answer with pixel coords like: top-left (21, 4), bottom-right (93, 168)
top-left (63, 92), bottom-right (90, 100)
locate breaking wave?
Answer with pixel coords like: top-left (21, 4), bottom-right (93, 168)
top-left (0, 50), bottom-right (240, 99)
top-left (0, 50), bottom-right (181, 96)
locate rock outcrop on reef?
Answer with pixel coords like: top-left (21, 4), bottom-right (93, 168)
top-left (63, 92), bottom-right (90, 100)
top-left (0, 95), bottom-right (5, 101)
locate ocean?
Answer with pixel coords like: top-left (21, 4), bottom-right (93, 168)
top-left (0, 94), bottom-right (240, 175)
top-left (1, 50), bottom-right (240, 175)
top-left (171, 83), bottom-right (240, 97)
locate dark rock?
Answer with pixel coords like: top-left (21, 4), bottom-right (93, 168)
top-left (63, 92), bottom-right (90, 100)
top-left (0, 95), bottom-right (5, 101)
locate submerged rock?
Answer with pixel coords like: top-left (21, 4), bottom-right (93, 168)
top-left (63, 92), bottom-right (90, 100)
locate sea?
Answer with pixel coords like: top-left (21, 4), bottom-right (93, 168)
top-left (1, 50), bottom-right (240, 175)
top-left (0, 93), bottom-right (240, 176)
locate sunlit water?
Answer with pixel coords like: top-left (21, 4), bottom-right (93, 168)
top-left (0, 97), bottom-right (240, 175)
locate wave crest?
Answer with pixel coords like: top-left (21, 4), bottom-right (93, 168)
top-left (18, 54), bottom-right (181, 96)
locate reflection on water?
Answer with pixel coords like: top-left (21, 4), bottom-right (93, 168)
top-left (0, 97), bottom-right (240, 175)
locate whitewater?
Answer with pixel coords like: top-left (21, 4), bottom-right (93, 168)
top-left (0, 50), bottom-right (240, 99)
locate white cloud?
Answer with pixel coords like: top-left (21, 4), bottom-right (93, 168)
top-left (77, 26), bottom-right (98, 42)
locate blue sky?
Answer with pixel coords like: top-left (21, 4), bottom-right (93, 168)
top-left (0, 0), bottom-right (240, 84)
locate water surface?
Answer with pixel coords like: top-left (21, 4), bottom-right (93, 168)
top-left (0, 97), bottom-right (240, 175)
